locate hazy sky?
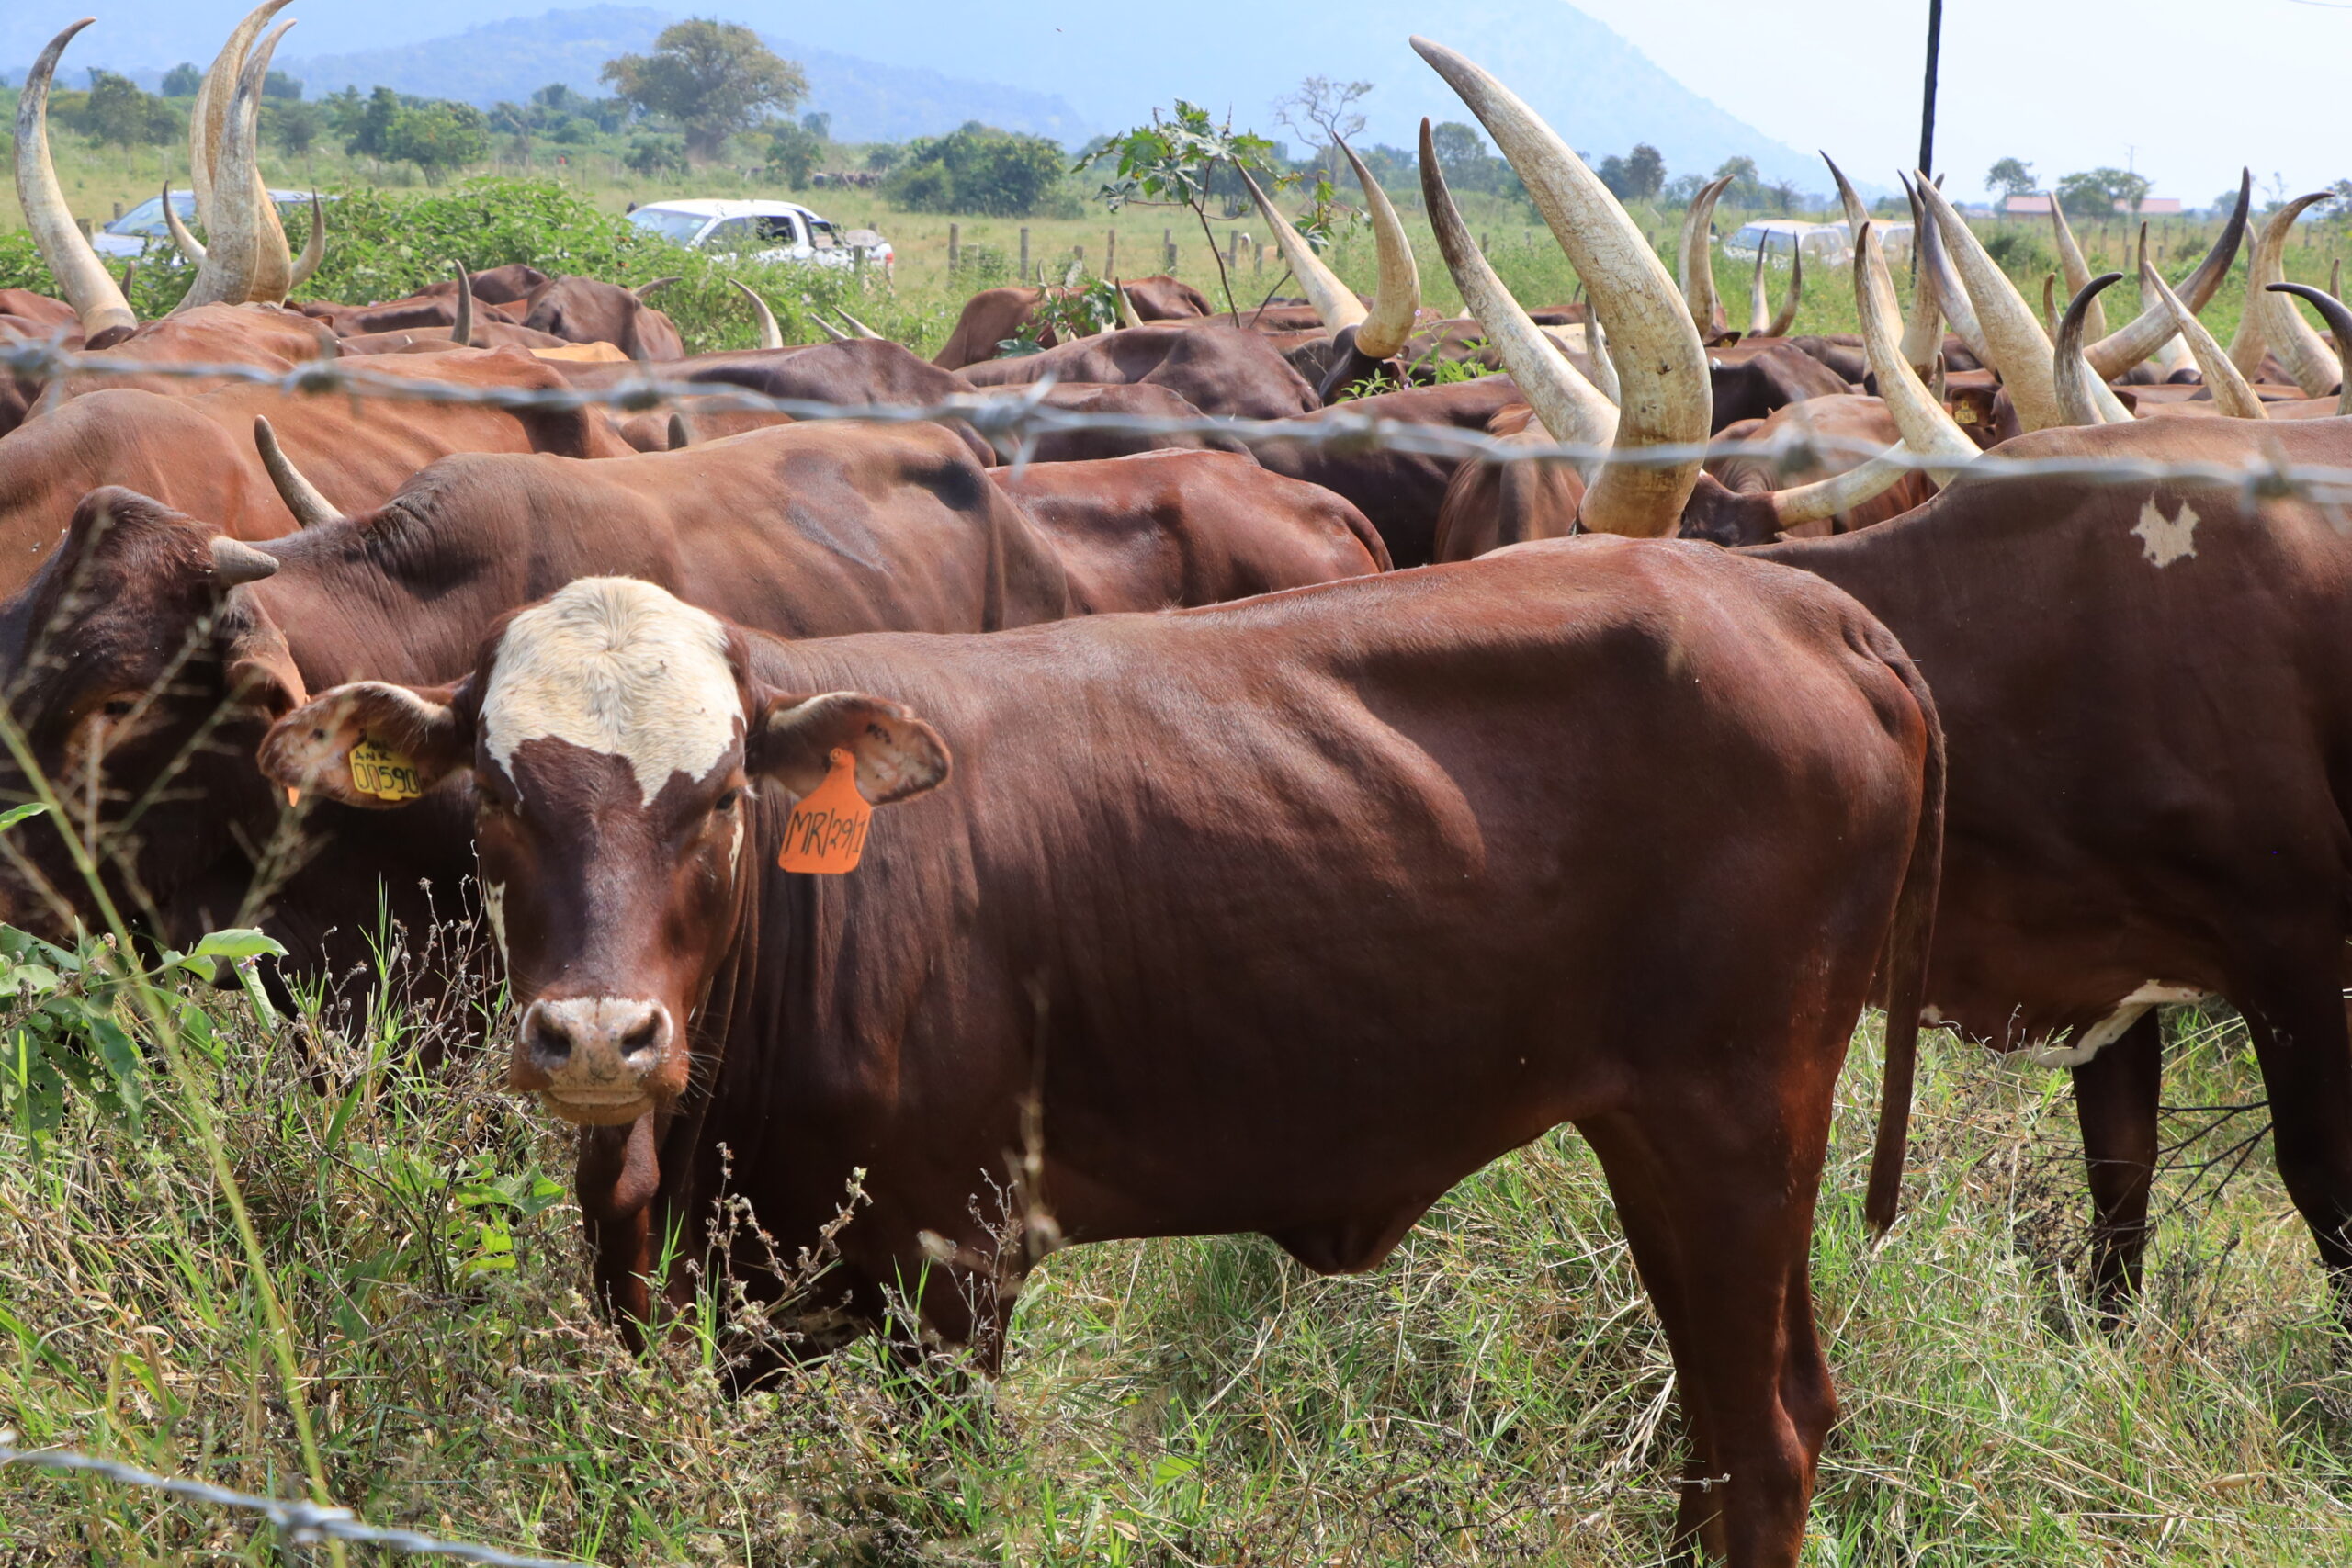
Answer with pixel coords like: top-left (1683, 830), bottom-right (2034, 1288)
top-left (1570, 0), bottom-right (2344, 206)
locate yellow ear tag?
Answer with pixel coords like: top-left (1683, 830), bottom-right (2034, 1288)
top-left (778, 748), bottom-right (872, 874)
top-left (348, 737), bottom-right (424, 802)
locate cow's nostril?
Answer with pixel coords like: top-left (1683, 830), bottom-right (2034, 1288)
top-left (621, 1013), bottom-right (662, 1054)
top-left (526, 1007), bottom-right (575, 1064)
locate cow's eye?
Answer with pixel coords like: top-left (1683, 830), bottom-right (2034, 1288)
top-left (714, 788), bottom-right (741, 814)
top-left (100, 697), bottom-right (135, 719)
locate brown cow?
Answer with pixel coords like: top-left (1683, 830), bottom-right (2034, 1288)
top-left (953, 323), bottom-right (1318, 421)
top-left (989, 448), bottom-right (1386, 610)
top-left (932, 275), bottom-right (1210, 370)
top-left (259, 543), bottom-right (1940, 1567)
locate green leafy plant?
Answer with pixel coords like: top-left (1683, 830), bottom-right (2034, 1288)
top-left (1093, 100), bottom-right (1281, 317)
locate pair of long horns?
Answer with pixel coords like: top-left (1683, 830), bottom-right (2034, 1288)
top-left (1747, 236), bottom-right (1803, 339)
top-left (1238, 142), bottom-right (1421, 357)
top-left (1413, 39), bottom-right (1708, 536)
top-left (15, 8), bottom-right (327, 342)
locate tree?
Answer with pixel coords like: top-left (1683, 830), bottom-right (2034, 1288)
top-left (767, 121), bottom-right (822, 189)
top-left (160, 62), bottom-right (201, 99)
top-left (885, 122), bottom-right (1067, 216)
top-left (380, 100), bottom-right (488, 182)
top-left (263, 69), bottom-right (301, 101)
top-left (1430, 120), bottom-right (1508, 195)
top-left (1713, 155), bottom-right (1762, 205)
top-left (1094, 101), bottom-right (1281, 317)
top-left (264, 98), bottom-right (326, 157)
top-left (341, 85), bottom-right (401, 158)
top-left (79, 72), bottom-right (180, 149)
top-left (601, 19), bottom-right (807, 163)
top-left (2055, 166), bottom-right (2151, 220)
top-left (625, 134), bottom-right (686, 178)
top-left (1599, 143), bottom-right (1666, 200)
top-left (1985, 157), bottom-right (2035, 198)
top-left (1272, 74), bottom-right (1371, 158)
top-left (800, 110), bottom-right (831, 141)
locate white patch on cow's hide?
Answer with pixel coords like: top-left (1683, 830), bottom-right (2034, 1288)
top-left (2026, 981), bottom-right (2210, 1067)
top-left (2132, 498), bottom-right (2199, 568)
top-left (481, 880), bottom-right (507, 962)
top-left (482, 578), bottom-right (740, 805)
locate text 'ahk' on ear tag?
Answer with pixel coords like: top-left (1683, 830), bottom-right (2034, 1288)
top-left (778, 748), bottom-right (872, 874)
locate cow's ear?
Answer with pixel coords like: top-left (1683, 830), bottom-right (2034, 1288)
top-left (216, 592), bottom-right (309, 721)
top-left (746, 689), bottom-right (950, 806)
top-left (258, 680), bottom-right (473, 809)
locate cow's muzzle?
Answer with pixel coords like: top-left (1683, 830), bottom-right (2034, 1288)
top-left (513, 995), bottom-right (679, 1124)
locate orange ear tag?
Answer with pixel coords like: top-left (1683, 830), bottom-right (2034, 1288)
top-left (777, 748), bottom-right (872, 874)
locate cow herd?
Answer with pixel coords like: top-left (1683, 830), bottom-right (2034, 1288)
top-left (10, 10), bottom-right (2352, 1564)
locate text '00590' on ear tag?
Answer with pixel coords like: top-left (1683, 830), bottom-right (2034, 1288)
top-left (348, 737), bottom-right (424, 802)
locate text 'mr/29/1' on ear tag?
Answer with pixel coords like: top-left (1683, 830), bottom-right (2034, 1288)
top-left (779, 747), bottom-right (871, 874)
top-left (349, 737), bottom-right (424, 802)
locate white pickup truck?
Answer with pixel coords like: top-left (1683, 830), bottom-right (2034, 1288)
top-left (625, 198), bottom-right (892, 273)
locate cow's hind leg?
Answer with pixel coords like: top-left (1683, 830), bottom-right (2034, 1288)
top-left (1582, 1093), bottom-right (1830, 1568)
top-left (2070, 1010), bottom-right (2163, 1319)
top-left (2235, 964), bottom-right (2352, 1324)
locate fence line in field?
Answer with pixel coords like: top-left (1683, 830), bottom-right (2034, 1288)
top-left (6, 333), bottom-right (2352, 511)
top-left (0, 1438), bottom-right (589, 1566)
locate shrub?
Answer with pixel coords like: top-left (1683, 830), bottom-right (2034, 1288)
top-left (884, 122), bottom-right (1071, 217)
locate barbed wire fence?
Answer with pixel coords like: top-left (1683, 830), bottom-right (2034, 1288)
top-left (0, 1438), bottom-right (588, 1566)
top-left (7, 334), bottom-right (2352, 513)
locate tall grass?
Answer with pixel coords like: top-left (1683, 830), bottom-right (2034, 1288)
top-left (2, 930), bottom-right (2346, 1564)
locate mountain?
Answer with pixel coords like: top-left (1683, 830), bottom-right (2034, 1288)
top-left (276, 8), bottom-right (1088, 144)
top-left (6, 0), bottom-right (1819, 189)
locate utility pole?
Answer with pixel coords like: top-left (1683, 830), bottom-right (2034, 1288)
top-left (1917, 0), bottom-right (1944, 179)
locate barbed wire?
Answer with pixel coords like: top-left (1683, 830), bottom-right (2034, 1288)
top-left (6, 332), bottom-right (2352, 508)
top-left (0, 1438), bottom-right (588, 1566)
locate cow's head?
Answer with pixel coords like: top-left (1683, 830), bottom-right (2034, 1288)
top-left (0, 487), bottom-right (300, 938)
top-left (258, 578), bottom-right (948, 1126)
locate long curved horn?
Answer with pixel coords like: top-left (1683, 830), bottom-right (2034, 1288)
top-left (1767, 449), bottom-right (1918, 527)
top-left (2146, 262), bottom-right (2265, 418)
top-left (1340, 141), bottom-right (1421, 359)
top-left (2132, 222), bottom-right (2192, 379)
top-left (2041, 273), bottom-right (2059, 341)
top-left (1583, 312), bottom-right (1620, 404)
top-left (1823, 152), bottom-right (1868, 234)
top-left (2271, 284), bottom-right (2352, 416)
top-left (14, 21), bottom-right (138, 344)
top-left (1916, 173), bottom-right (2126, 430)
top-left (1854, 222), bottom-right (1976, 479)
top-left (1418, 118), bottom-right (1615, 472)
top-left (1416, 37), bottom-right (1708, 537)
top-left (802, 298), bottom-right (850, 342)
top-left (1905, 175), bottom-right (1986, 367)
top-left (729, 279), bottom-right (783, 350)
top-left (162, 186), bottom-right (207, 264)
top-left (2046, 196), bottom-right (2106, 344)
top-left (1747, 241), bottom-right (1770, 337)
top-left (631, 276), bottom-right (680, 301)
top-left (254, 416), bottom-right (344, 527)
top-left (2244, 194), bottom-right (2340, 399)
top-left (1895, 181), bottom-right (1943, 378)
top-left (448, 262), bottom-right (474, 348)
top-left (1114, 279), bottom-right (1146, 330)
top-left (1678, 175), bottom-right (1734, 337)
top-left (176, 19), bottom-right (293, 310)
top-left (1237, 163), bottom-right (1366, 336)
top-left (2089, 169), bottom-right (2250, 381)
top-left (1764, 243), bottom-right (1803, 339)
top-left (190, 0), bottom-right (291, 234)
top-left (832, 305), bottom-right (884, 341)
top-left (287, 192), bottom-right (325, 290)
top-left (2052, 274), bottom-right (2125, 428)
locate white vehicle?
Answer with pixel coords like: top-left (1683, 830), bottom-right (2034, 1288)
top-left (625, 198), bottom-right (892, 272)
top-left (93, 187), bottom-right (322, 261)
top-left (1723, 220), bottom-right (1882, 267)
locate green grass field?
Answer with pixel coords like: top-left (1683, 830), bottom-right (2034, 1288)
top-left (0, 931), bottom-right (2345, 1565)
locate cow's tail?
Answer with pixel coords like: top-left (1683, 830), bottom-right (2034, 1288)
top-left (1863, 641), bottom-right (1945, 1238)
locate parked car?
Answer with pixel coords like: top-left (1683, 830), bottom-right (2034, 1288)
top-left (93, 188), bottom-right (323, 261)
top-left (625, 198), bottom-right (892, 272)
top-left (1723, 220), bottom-right (1884, 267)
